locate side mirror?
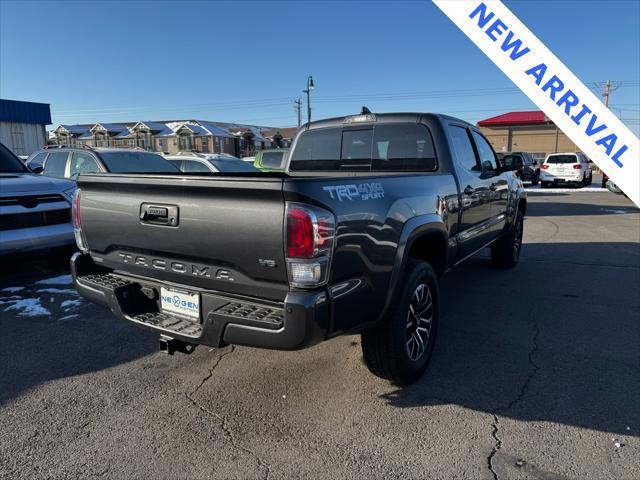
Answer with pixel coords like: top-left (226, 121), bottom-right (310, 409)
top-left (30, 162), bottom-right (44, 174)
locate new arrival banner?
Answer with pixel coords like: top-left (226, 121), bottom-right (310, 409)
top-left (433, 0), bottom-right (640, 207)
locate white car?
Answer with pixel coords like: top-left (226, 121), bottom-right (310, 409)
top-left (540, 152), bottom-right (592, 188)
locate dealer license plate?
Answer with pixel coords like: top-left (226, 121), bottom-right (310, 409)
top-left (160, 288), bottom-right (200, 320)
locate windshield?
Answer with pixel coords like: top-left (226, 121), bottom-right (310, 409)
top-left (260, 151), bottom-right (286, 169)
top-left (0, 143), bottom-right (29, 173)
top-left (209, 158), bottom-right (260, 173)
top-left (502, 155), bottom-right (523, 168)
top-left (546, 154), bottom-right (578, 164)
top-left (99, 152), bottom-right (179, 173)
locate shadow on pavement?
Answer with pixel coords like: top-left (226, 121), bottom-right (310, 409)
top-left (0, 252), bottom-right (157, 406)
top-left (525, 202), bottom-right (638, 217)
top-left (380, 242), bottom-right (640, 437)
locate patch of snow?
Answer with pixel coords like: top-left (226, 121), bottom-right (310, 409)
top-left (37, 288), bottom-right (78, 295)
top-left (58, 314), bottom-right (79, 321)
top-left (61, 299), bottom-right (82, 309)
top-left (2, 287), bottom-right (25, 293)
top-left (35, 274), bottom-right (72, 286)
top-left (4, 298), bottom-right (51, 317)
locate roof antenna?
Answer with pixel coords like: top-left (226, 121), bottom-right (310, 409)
top-left (361, 106), bottom-right (371, 114)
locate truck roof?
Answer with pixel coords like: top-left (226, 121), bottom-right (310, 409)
top-left (303, 112), bottom-right (475, 130)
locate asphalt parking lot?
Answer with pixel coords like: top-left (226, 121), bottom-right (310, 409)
top-left (1, 189), bottom-right (638, 480)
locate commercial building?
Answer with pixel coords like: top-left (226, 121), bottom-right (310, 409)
top-left (0, 99), bottom-right (52, 156)
top-left (49, 120), bottom-right (298, 158)
top-left (477, 110), bottom-right (580, 161)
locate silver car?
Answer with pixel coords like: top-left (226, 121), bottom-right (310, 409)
top-left (0, 142), bottom-right (75, 255)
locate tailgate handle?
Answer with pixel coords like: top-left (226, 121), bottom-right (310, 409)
top-left (140, 203), bottom-right (179, 227)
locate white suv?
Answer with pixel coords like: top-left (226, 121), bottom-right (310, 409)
top-left (540, 152), bottom-right (592, 188)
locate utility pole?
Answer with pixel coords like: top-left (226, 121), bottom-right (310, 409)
top-left (294, 98), bottom-right (302, 128)
top-left (603, 80), bottom-right (611, 107)
top-left (303, 76), bottom-right (314, 124)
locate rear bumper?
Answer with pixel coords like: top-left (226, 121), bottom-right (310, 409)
top-left (71, 253), bottom-right (329, 350)
top-left (540, 171), bottom-right (583, 184)
top-left (0, 223), bottom-right (74, 255)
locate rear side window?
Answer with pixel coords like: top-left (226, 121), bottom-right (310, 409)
top-left (43, 152), bottom-right (69, 178)
top-left (260, 151), bottom-right (286, 169)
top-left (449, 126), bottom-right (478, 172)
top-left (290, 123), bottom-right (437, 172)
top-left (546, 154), bottom-right (577, 164)
top-left (70, 152), bottom-right (100, 178)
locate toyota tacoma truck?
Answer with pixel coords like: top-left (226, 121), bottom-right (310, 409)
top-left (71, 111), bottom-right (526, 384)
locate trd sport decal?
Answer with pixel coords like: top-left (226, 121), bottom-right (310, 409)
top-left (323, 183), bottom-right (385, 201)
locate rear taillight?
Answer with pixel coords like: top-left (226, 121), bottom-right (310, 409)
top-left (573, 164), bottom-right (582, 169)
top-left (285, 203), bottom-right (335, 288)
top-left (72, 189), bottom-right (88, 252)
top-left (541, 164), bottom-right (549, 170)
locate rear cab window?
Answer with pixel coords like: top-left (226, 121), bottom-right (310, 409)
top-left (289, 123), bottom-right (437, 172)
top-left (546, 154), bottom-right (578, 164)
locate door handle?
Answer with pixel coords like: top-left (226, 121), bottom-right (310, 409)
top-left (464, 185), bottom-right (476, 195)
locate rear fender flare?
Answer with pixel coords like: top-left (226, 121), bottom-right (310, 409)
top-left (377, 215), bottom-right (449, 324)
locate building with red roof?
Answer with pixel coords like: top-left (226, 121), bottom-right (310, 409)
top-left (477, 110), bottom-right (580, 160)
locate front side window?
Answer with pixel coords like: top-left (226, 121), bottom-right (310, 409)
top-left (69, 152), bottom-right (100, 178)
top-left (0, 142), bottom-right (28, 173)
top-left (471, 131), bottom-right (497, 172)
top-left (43, 151), bottom-right (69, 178)
top-left (449, 126), bottom-right (478, 172)
top-left (28, 152), bottom-right (47, 167)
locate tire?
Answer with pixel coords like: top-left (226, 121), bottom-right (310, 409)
top-left (491, 209), bottom-right (524, 269)
top-left (361, 260), bottom-right (439, 385)
top-left (587, 172), bottom-right (593, 185)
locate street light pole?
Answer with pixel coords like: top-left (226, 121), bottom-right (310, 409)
top-left (303, 75), bottom-right (314, 124)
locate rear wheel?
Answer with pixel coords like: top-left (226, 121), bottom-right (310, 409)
top-left (491, 209), bottom-right (524, 268)
top-left (361, 260), bottom-right (439, 385)
top-left (587, 172), bottom-right (593, 185)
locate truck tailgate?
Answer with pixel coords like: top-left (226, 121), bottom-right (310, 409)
top-left (77, 174), bottom-right (288, 301)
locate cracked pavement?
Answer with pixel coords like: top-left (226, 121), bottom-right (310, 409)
top-left (1, 191), bottom-right (639, 479)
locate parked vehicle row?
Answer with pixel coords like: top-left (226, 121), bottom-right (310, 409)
top-left (70, 110), bottom-right (527, 384)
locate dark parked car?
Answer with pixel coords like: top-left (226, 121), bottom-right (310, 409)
top-left (499, 152), bottom-right (539, 185)
top-left (26, 146), bottom-right (179, 180)
top-left (71, 111), bottom-right (526, 384)
top-left (0, 142), bottom-right (75, 255)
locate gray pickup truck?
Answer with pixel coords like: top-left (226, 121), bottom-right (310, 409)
top-left (71, 111), bottom-right (526, 384)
